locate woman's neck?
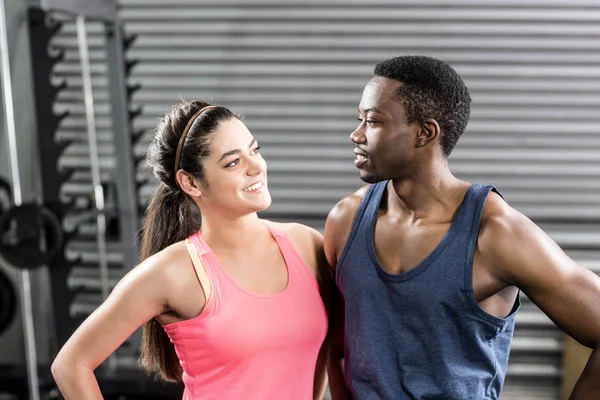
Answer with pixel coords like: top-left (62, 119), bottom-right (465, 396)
top-left (199, 212), bottom-right (269, 252)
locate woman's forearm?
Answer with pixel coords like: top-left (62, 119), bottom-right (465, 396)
top-left (327, 357), bottom-right (347, 400)
top-left (313, 340), bottom-right (329, 400)
top-left (52, 362), bottom-right (104, 400)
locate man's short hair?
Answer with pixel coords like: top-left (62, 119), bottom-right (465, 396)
top-left (374, 55), bottom-right (472, 157)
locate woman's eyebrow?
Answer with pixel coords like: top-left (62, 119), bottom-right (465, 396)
top-left (218, 138), bottom-right (257, 162)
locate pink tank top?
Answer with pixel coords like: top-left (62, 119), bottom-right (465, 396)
top-left (162, 221), bottom-right (328, 400)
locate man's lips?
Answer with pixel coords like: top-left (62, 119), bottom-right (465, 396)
top-left (353, 148), bottom-right (368, 168)
top-left (353, 148), bottom-right (368, 157)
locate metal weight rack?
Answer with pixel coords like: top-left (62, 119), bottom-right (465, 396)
top-left (1, 0), bottom-right (141, 398)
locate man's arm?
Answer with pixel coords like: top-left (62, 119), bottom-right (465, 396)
top-left (323, 189), bottom-right (366, 400)
top-left (479, 196), bottom-right (600, 399)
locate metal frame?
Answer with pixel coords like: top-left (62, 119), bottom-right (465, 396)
top-left (40, 0), bottom-right (139, 274)
top-left (104, 20), bottom-right (140, 277)
top-left (0, 1), bottom-right (40, 398)
top-left (1, 0), bottom-right (139, 397)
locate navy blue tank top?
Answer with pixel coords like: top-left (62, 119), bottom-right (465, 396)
top-left (336, 181), bottom-right (520, 400)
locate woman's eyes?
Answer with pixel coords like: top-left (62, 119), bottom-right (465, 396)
top-left (225, 147), bottom-right (261, 168)
top-left (225, 159), bottom-right (239, 168)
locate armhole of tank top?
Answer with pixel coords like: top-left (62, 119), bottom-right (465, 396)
top-left (464, 185), bottom-right (513, 327)
top-left (185, 238), bottom-right (213, 303)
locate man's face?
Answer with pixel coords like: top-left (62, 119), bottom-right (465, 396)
top-left (350, 76), bottom-right (420, 183)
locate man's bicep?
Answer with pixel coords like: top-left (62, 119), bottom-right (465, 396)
top-left (324, 211), bottom-right (341, 270)
top-left (488, 212), bottom-right (600, 347)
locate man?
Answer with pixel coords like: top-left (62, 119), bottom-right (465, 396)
top-left (324, 55), bottom-right (600, 399)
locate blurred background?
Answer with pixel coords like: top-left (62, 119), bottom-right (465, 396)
top-left (1, 0), bottom-right (599, 399)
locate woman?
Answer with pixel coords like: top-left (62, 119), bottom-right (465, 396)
top-left (51, 100), bottom-right (331, 399)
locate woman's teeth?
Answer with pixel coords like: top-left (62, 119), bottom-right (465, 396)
top-left (243, 181), bottom-right (264, 192)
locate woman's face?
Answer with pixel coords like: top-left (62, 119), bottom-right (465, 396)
top-left (199, 118), bottom-right (271, 217)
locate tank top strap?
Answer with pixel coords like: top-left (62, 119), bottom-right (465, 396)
top-left (188, 230), bottom-right (224, 295)
top-left (419, 183), bottom-right (502, 248)
top-left (262, 220), bottom-right (318, 286)
top-left (463, 183), bottom-right (503, 280)
top-left (261, 220), bottom-right (300, 267)
top-left (363, 181), bottom-right (388, 220)
top-left (189, 229), bottom-right (212, 256)
top-left (184, 237), bottom-right (213, 302)
top-left (336, 181), bottom-right (387, 282)
top-left (261, 219), bottom-right (285, 238)
top-left (463, 184), bottom-right (502, 247)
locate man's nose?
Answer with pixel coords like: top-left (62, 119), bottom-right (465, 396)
top-left (350, 124), bottom-right (366, 144)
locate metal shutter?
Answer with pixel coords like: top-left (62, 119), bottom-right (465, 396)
top-left (54, 1), bottom-right (600, 398)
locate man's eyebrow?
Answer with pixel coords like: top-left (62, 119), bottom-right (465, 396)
top-left (218, 138), bottom-right (257, 163)
top-left (358, 107), bottom-right (382, 114)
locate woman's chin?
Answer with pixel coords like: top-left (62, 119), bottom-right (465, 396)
top-left (256, 195), bottom-right (272, 212)
top-left (245, 193), bottom-right (272, 213)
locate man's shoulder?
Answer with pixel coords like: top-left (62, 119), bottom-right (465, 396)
top-left (478, 189), bottom-right (534, 260)
top-left (327, 184), bottom-right (371, 226)
top-left (480, 190), bottom-right (522, 234)
top-left (324, 184), bottom-right (372, 268)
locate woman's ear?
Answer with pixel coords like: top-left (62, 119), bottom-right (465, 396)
top-left (416, 118), bottom-right (441, 149)
top-left (176, 170), bottom-right (203, 197)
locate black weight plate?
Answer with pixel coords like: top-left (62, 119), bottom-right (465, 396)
top-left (0, 204), bottom-right (64, 269)
top-left (0, 269), bottom-right (16, 334)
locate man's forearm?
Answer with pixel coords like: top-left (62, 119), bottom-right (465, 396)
top-left (570, 346), bottom-right (600, 399)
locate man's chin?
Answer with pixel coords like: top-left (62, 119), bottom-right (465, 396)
top-left (359, 170), bottom-right (383, 184)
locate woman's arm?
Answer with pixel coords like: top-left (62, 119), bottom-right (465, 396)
top-left (51, 243), bottom-right (188, 399)
top-left (314, 333), bottom-right (330, 400)
top-left (313, 232), bottom-right (333, 400)
top-left (325, 285), bottom-right (346, 400)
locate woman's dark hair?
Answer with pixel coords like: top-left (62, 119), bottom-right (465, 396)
top-left (139, 100), bottom-right (237, 381)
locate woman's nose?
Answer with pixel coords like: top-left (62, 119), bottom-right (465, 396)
top-left (247, 154), bottom-right (265, 176)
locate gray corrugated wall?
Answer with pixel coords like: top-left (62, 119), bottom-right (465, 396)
top-left (51, 1), bottom-right (600, 398)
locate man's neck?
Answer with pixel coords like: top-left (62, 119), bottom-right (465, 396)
top-left (388, 163), bottom-right (469, 221)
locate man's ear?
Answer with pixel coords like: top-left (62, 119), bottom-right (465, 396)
top-left (416, 119), bottom-right (441, 148)
top-left (176, 170), bottom-right (203, 197)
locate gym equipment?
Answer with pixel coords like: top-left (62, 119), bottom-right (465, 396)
top-left (29, 0), bottom-right (141, 341)
top-left (1, 0), bottom-right (140, 397)
top-left (0, 178), bottom-right (10, 217)
top-left (0, 0), bottom-right (44, 397)
top-left (0, 204), bottom-right (64, 270)
top-left (0, 268), bottom-right (16, 335)
top-left (75, 12), bottom-right (115, 369)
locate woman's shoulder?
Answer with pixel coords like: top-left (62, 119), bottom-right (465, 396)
top-left (267, 221), bottom-right (326, 278)
top-left (268, 221), bottom-right (323, 248)
top-left (136, 241), bottom-right (195, 289)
